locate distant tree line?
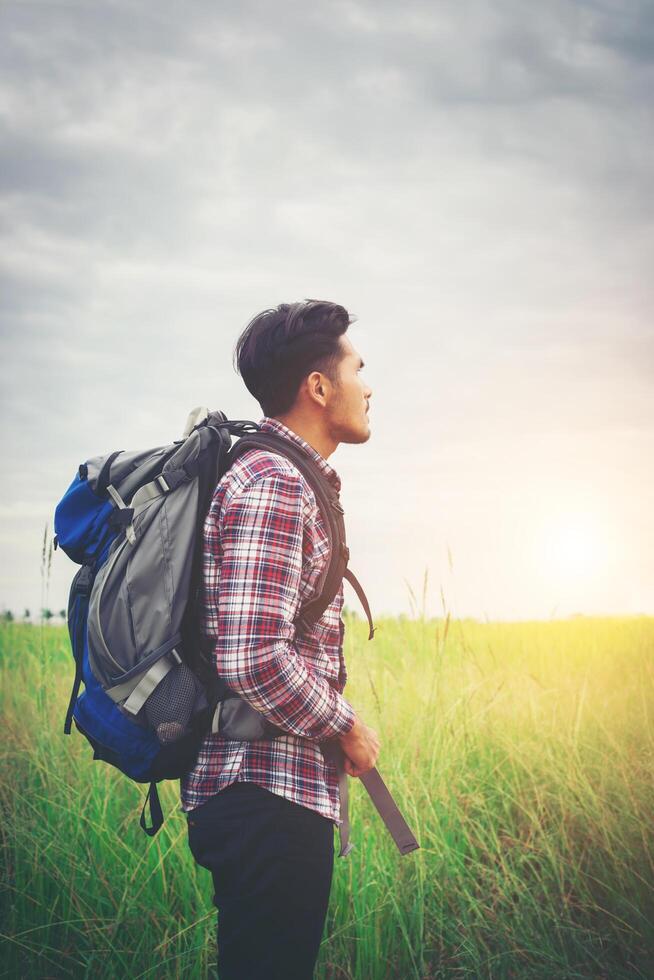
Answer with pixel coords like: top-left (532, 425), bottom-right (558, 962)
top-left (1, 608), bottom-right (66, 623)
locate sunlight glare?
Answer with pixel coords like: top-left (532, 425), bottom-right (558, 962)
top-left (539, 511), bottom-right (604, 584)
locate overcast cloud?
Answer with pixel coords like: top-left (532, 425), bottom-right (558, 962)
top-left (1, 0), bottom-right (652, 620)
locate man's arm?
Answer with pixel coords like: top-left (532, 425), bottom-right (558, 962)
top-left (206, 468), bottom-right (356, 741)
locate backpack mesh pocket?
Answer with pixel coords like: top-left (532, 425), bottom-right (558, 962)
top-left (145, 664), bottom-right (203, 744)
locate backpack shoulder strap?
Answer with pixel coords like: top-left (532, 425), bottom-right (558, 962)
top-left (227, 431), bottom-right (374, 639)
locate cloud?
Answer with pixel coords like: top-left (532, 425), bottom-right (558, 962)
top-left (0, 0), bottom-right (652, 618)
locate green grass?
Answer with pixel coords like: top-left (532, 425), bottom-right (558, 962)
top-left (1, 616), bottom-right (653, 978)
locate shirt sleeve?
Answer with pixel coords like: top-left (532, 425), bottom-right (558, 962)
top-left (206, 469), bottom-right (356, 741)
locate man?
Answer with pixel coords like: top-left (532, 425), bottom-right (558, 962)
top-left (181, 299), bottom-right (380, 980)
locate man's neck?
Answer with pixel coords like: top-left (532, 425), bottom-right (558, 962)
top-left (272, 412), bottom-right (337, 460)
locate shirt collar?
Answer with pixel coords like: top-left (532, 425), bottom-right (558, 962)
top-left (259, 417), bottom-right (342, 493)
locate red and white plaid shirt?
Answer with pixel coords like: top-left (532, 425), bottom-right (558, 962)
top-left (180, 416), bottom-right (355, 823)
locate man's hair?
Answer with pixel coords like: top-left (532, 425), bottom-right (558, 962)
top-left (234, 299), bottom-right (354, 416)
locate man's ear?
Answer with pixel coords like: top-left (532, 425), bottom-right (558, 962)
top-left (306, 370), bottom-right (328, 406)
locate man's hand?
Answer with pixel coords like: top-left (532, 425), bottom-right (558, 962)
top-left (338, 716), bottom-right (380, 777)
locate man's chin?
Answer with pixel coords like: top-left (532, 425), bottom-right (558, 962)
top-left (339, 423), bottom-right (371, 446)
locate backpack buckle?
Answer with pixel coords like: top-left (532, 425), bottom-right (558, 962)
top-left (156, 466), bottom-right (195, 493)
top-left (75, 564), bottom-right (95, 595)
top-left (107, 484), bottom-right (136, 544)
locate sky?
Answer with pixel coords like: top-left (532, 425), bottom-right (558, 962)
top-left (1, 0), bottom-right (652, 621)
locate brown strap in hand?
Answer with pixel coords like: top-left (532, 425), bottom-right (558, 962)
top-left (325, 743), bottom-right (420, 857)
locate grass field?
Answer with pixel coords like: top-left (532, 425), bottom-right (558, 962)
top-left (1, 615), bottom-right (653, 979)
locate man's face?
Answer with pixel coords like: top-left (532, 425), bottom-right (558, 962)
top-left (326, 335), bottom-right (372, 445)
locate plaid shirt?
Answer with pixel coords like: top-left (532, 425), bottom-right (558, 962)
top-left (180, 416), bottom-right (355, 823)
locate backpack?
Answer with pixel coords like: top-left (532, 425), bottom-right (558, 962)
top-left (54, 409), bottom-right (375, 836)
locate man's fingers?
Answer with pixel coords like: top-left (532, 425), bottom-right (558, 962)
top-left (343, 756), bottom-right (375, 778)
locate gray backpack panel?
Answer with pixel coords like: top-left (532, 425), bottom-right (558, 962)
top-left (86, 417), bottom-right (229, 743)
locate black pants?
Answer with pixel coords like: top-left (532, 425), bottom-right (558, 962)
top-left (187, 782), bottom-right (335, 980)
